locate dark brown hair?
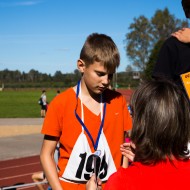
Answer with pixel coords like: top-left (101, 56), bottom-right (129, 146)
top-left (130, 79), bottom-right (190, 165)
top-left (80, 33), bottom-right (120, 73)
top-left (182, 0), bottom-right (190, 18)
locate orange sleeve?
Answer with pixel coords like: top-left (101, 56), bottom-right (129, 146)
top-left (123, 96), bottom-right (132, 131)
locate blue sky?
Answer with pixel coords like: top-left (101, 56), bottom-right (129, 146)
top-left (0, 0), bottom-right (187, 75)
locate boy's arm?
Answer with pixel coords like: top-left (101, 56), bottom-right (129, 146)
top-left (40, 136), bottom-right (62, 190)
top-left (171, 28), bottom-right (190, 43)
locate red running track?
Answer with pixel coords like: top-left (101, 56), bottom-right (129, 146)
top-left (0, 155), bottom-right (48, 190)
top-left (117, 89), bottom-right (134, 103)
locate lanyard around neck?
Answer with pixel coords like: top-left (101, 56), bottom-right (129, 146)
top-left (74, 80), bottom-right (106, 150)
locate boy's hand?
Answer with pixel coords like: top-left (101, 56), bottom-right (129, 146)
top-left (171, 28), bottom-right (190, 43)
top-left (86, 174), bottom-right (102, 190)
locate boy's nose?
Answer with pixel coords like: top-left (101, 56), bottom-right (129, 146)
top-left (102, 75), bottom-right (109, 85)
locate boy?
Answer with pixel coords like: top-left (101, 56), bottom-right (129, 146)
top-left (40, 33), bottom-right (132, 190)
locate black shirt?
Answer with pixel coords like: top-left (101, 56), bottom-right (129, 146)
top-left (152, 36), bottom-right (190, 87)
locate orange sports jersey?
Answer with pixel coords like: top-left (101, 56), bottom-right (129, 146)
top-left (41, 87), bottom-right (132, 189)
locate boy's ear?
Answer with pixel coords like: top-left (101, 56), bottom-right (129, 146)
top-left (77, 59), bottom-right (86, 72)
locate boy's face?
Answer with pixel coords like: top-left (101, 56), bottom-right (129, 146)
top-left (79, 60), bottom-right (114, 94)
top-left (182, 0), bottom-right (190, 18)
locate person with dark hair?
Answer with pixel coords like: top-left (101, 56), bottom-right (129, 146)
top-left (56, 90), bottom-right (60, 96)
top-left (40, 33), bottom-right (132, 190)
top-left (182, 0), bottom-right (190, 17)
top-left (86, 79), bottom-right (190, 190)
top-left (152, 0), bottom-right (190, 154)
top-left (152, 0), bottom-right (190, 88)
top-left (40, 90), bottom-right (47, 118)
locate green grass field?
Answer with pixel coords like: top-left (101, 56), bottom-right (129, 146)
top-left (0, 89), bottom-right (60, 118)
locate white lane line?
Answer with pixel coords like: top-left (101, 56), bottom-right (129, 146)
top-left (0, 162), bottom-right (40, 170)
top-left (0, 172), bottom-right (34, 180)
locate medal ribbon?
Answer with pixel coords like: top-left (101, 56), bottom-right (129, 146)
top-left (75, 80), bottom-right (106, 150)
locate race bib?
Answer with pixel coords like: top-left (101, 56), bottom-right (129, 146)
top-left (181, 72), bottom-right (190, 99)
top-left (61, 132), bottom-right (116, 183)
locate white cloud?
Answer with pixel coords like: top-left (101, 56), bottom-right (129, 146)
top-left (0, 0), bottom-right (43, 7)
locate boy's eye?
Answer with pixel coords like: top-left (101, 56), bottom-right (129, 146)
top-left (96, 72), bottom-right (104, 77)
top-left (96, 72), bottom-right (113, 79)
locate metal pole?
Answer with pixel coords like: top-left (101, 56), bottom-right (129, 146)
top-left (1, 181), bottom-right (48, 190)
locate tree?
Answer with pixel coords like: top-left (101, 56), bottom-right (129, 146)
top-left (143, 39), bottom-right (164, 80)
top-left (125, 65), bottom-right (133, 73)
top-left (125, 16), bottom-right (152, 71)
top-left (125, 8), bottom-right (188, 76)
top-left (27, 69), bottom-right (40, 82)
top-left (74, 69), bottom-right (81, 81)
top-left (13, 70), bottom-right (22, 82)
top-left (150, 8), bottom-right (188, 42)
top-left (53, 71), bottom-right (64, 82)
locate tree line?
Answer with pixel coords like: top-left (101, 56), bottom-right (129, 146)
top-left (0, 69), bottom-right (140, 89)
top-left (0, 69), bottom-right (80, 88)
top-left (1, 8), bottom-right (186, 88)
